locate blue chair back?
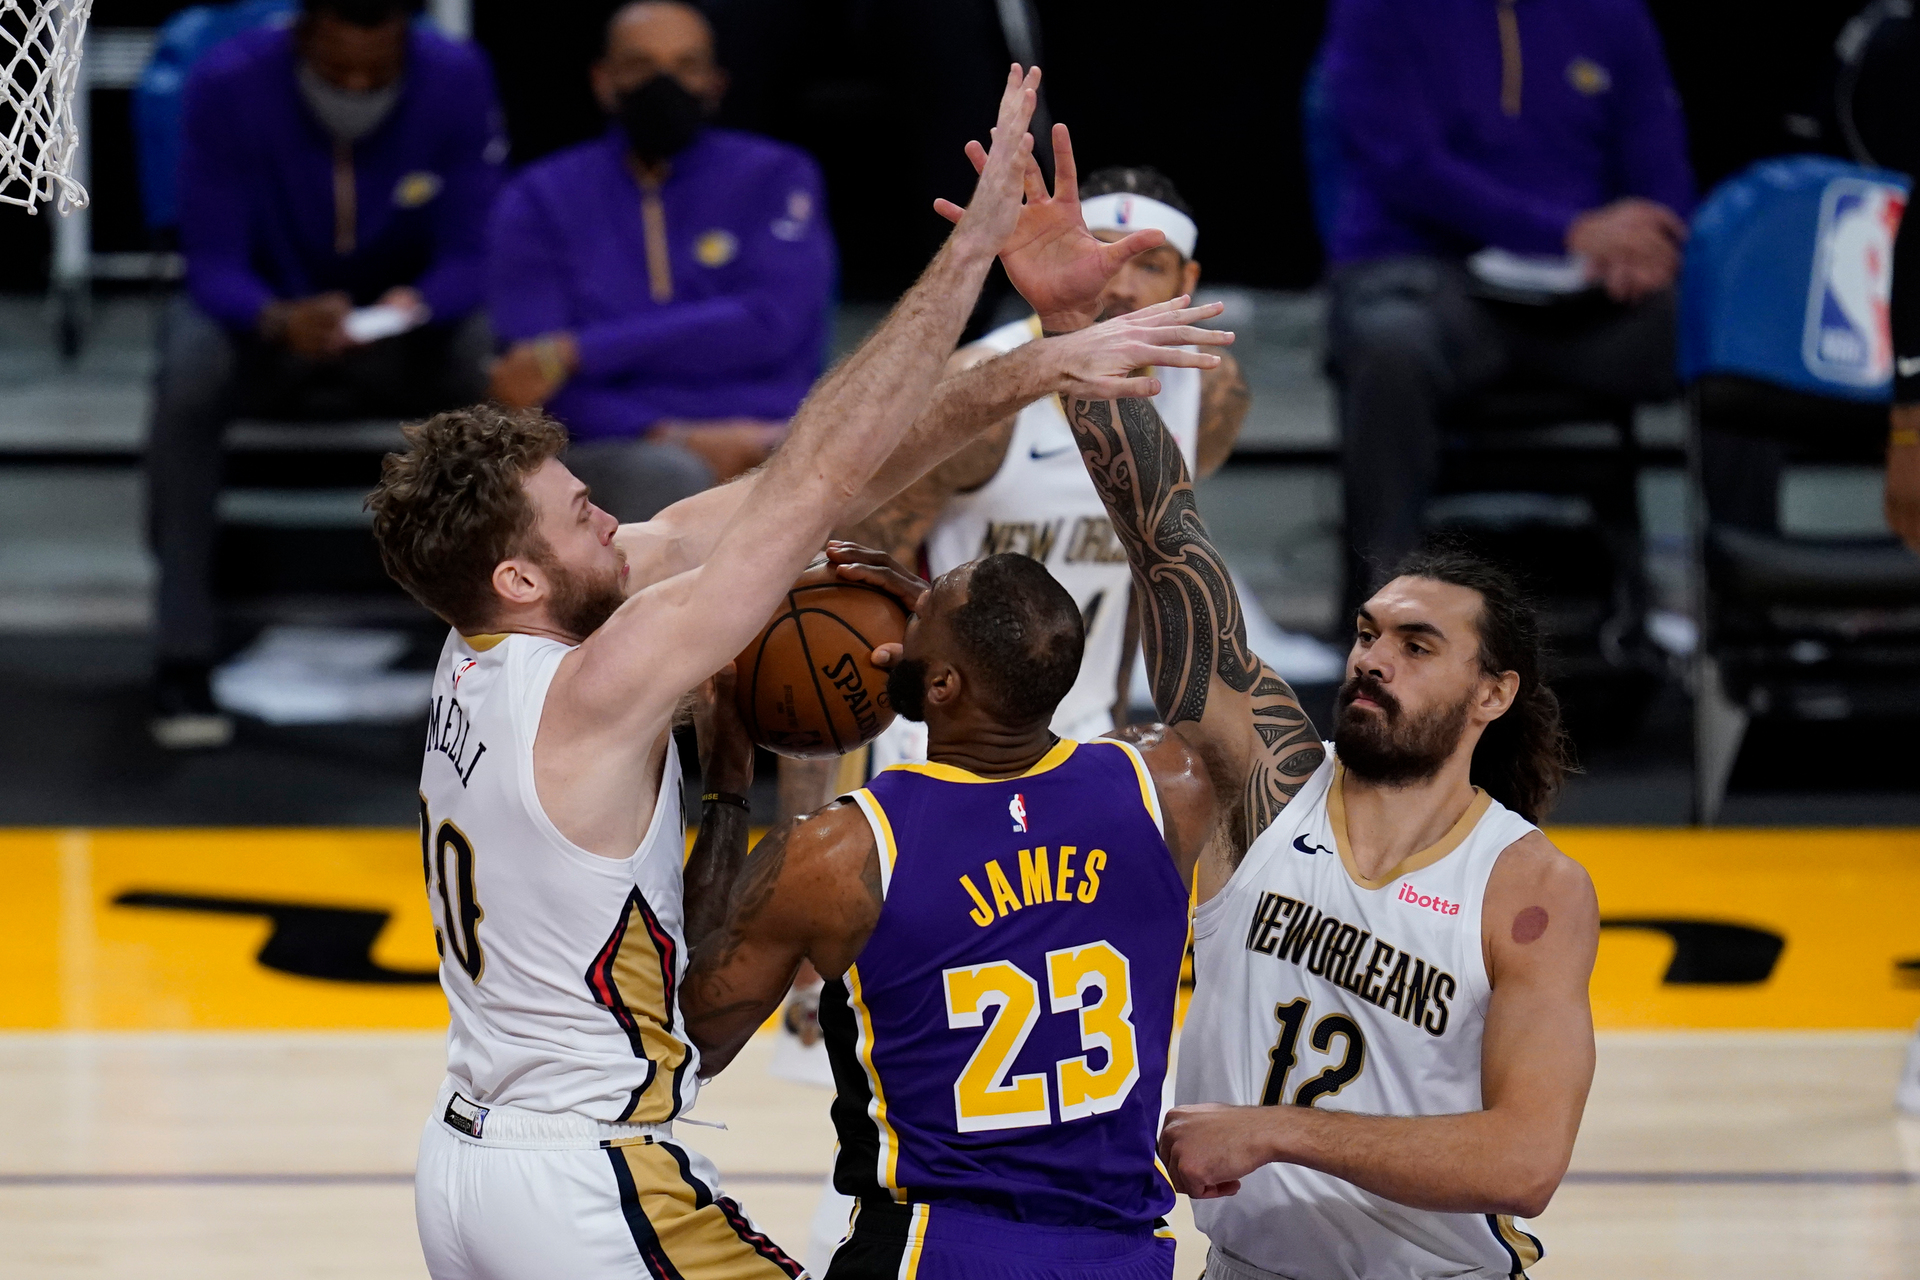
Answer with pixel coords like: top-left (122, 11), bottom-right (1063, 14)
top-left (131, 0), bottom-right (297, 232)
top-left (1678, 155), bottom-right (1910, 403)
top-left (1300, 48), bottom-right (1343, 252)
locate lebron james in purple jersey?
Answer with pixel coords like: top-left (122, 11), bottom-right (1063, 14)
top-left (681, 550), bottom-right (1223, 1280)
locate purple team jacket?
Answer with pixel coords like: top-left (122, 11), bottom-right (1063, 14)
top-left (1323, 0), bottom-right (1695, 263)
top-left (180, 24), bottom-right (504, 331)
top-left (487, 127), bottom-right (836, 440)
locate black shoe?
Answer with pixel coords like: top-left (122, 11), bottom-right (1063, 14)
top-left (151, 660), bottom-right (235, 750)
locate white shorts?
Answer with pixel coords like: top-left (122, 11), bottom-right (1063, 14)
top-left (416, 1083), bottom-right (807, 1280)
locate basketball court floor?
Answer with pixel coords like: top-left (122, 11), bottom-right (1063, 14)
top-left (4, 825), bottom-right (1918, 1278)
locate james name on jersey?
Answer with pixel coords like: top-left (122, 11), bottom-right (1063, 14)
top-left (1244, 889), bottom-right (1461, 1038)
top-left (959, 841), bottom-right (1110, 928)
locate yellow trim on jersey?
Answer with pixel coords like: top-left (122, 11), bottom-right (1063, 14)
top-left (1327, 761), bottom-right (1492, 890)
top-left (882, 738), bottom-right (1078, 785)
top-left (1092, 738), bottom-right (1163, 833)
top-left (1493, 1213), bottom-right (1543, 1271)
top-left (1023, 313), bottom-right (1044, 341)
top-left (850, 788), bottom-right (900, 889)
top-left (898, 1203), bottom-right (931, 1280)
top-left (611, 1142), bottom-right (804, 1279)
top-left (461, 632), bottom-right (509, 652)
top-left (845, 961), bottom-right (908, 1202)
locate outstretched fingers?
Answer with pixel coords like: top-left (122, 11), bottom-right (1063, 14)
top-left (1098, 228), bottom-right (1169, 271)
top-left (1050, 123), bottom-right (1078, 201)
top-left (1140, 348), bottom-right (1226, 370)
top-left (1021, 153), bottom-right (1050, 206)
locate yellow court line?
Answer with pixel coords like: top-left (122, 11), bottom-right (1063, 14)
top-left (0, 827), bottom-right (1915, 1030)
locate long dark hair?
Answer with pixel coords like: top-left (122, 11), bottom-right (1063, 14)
top-left (1389, 546), bottom-right (1577, 822)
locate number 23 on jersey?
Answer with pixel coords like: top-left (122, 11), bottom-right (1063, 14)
top-left (943, 939), bottom-right (1140, 1133)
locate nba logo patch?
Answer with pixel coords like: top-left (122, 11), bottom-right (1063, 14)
top-left (1009, 793), bottom-right (1029, 833)
top-left (1802, 177), bottom-right (1906, 387)
top-left (452, 657), bottom-right (477, 690)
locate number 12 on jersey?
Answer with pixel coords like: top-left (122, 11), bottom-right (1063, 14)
top-left (942, 940), bottom-right (1140, 1133)
top-left (1261, 997), bottom-right (1366, 1108)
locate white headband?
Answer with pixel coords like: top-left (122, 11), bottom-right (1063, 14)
top-left (1079, 192), bottom-right (1198, 259)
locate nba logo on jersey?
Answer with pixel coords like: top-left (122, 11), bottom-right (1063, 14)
top-left (452, 657), bottom-right (477, 689)
top-left (1009, 792), bottom-right (1029, 832)
top-left (1802, 176), bottom-right (1906, 387)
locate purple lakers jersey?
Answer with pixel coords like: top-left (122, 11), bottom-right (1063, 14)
top-left (819, 738), bottom-right (1189, 1229)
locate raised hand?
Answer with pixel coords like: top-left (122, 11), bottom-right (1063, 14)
top-left (938, 122), bottom-right (1166, 332)
top-left (942, 65), bottom-right (1041, 262)
top-left (1044, 297), bottom-right (1234, 400)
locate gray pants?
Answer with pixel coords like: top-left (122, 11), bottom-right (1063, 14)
top-left (146, 296), bottom-right (490, 663)
top-left (1328, 256), bottom-right (1694, 613)
top-left (562, 438), bottom-right (714, 525)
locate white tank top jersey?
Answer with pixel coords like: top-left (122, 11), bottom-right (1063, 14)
top-left (870, 315), bottom-right (1201, 770)
top-left (419, 630), bottom-right (700, 1130)
top-left (1179, 750), bottom-right (1546, 1280)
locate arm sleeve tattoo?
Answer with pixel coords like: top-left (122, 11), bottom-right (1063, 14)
top-left (1061, 393), bottom-right (1324, 850)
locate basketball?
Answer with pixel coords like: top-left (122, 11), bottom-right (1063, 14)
top-left (733, 562), bottom-right (910, 758)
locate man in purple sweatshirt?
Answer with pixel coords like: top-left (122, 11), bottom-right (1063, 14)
top-left (1322, 0), bottom-right (1693, 613)
top-left (485, 1), bottom-right (835, 521)
top-left (149, 0), bottom-right (504, 749)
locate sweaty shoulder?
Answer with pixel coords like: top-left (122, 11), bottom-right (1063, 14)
top-left (1104, 725), bottom-right (1218, 876)
top-left (779, 798), bottom-right (885, 976)
top-left (785, 798), bottom-right (883, 899)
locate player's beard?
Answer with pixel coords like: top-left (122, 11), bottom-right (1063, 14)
top-left (885, 657), bottom-right (929, 722)
top-left (536, 549), bottom-right (626, 640)
top-left (1332, 672), bottom-right (1473, 787)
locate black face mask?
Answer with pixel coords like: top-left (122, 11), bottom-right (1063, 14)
top-left (616, 75), bottom-right (707, 164)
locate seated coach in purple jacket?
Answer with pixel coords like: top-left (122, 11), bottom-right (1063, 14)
top-left (1322, 0), bottom-right (1695, 613)
top-left (485, 1), bottom-right (835, 519)
top-left (147, 0), bottom-right (504, 750)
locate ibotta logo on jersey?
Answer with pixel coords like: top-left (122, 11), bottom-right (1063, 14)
top-left (1397, 882), bottom-right (1460, 916)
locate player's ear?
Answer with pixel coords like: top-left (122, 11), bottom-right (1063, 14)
top-left (490, 557), bottom-right (544, 610)
top-left (1478, 669), bottom-right (1520, 721)
top-left (923, 661), bottom-right (961, 708)
top-left (1182, 257), bottom-right (1201, 297)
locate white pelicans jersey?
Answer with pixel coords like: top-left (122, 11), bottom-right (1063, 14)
top-left (871, 315), bottom-right (1200, 770)
top-left (1179, 750), bottom-right (1545, 1280)
top-left (419, 629), bottom-right (699, 1128)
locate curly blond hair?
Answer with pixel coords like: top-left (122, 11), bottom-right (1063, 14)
top-left (366, 404), bottom-right (568, 631)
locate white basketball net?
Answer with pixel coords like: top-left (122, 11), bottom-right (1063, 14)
top-left (1, 0), bottom-right (93, 213)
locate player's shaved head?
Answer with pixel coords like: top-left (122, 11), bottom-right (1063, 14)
top-left (886, 555), bottom-right (1084, 728)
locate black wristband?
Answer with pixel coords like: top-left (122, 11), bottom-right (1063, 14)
top-left (702, 791), bottom-right (750, 811)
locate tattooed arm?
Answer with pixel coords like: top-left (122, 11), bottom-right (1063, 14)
top-left (1061, 389), bottom-right (1324, 899)
top-left (680, 803), bottom-right (883, 1077)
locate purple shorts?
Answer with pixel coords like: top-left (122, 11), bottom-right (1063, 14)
top-left (825, 1199), bottom-right (1175, 1280)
